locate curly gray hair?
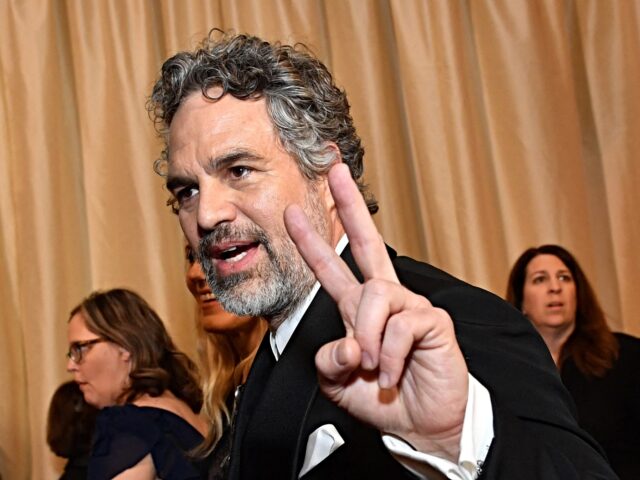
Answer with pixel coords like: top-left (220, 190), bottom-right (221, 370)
top-left (147, 30), bottom-right (378, 214)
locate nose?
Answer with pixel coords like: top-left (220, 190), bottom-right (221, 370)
top-left (186, 258), bottom-right (207, 286)
top-left (66, 356), bottom-right (78, 372)
top-left (197, 181), bottom-right (238, 233)
top-left (548, 277), bottom-right (562, 293)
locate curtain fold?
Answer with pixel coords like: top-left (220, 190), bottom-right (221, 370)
top-left (1, 1), bottom-right (638, 478)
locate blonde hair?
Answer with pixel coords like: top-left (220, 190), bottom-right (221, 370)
top-left (194, 312), bottom-right (268, 456)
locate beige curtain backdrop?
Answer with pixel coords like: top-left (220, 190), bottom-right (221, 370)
top-left (0, 0), bottom-right (638, 478)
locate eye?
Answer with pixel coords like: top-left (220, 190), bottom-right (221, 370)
top-left (229, 165), bottom-right (252, 179)
top-left (174, 186), bottom-right (199, 209)
top-left (531, 275), bottom-right (546, 284)
top-left (559, 273), bottom-right (573, 282)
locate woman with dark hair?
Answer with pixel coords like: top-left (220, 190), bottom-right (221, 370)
top-left (67, 288), bottom-right (208, 479)
top-left (47, 381), bottom-right (99, 479)
top-left (506, 244), bottom-right (640, 479)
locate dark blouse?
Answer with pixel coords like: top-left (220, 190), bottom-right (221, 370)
top-left (88, 404), bottom-right (206, 480)
top-left (561, 332), bottom-right (640, 480)
top-left (59, 455), bottom-right (89, 480)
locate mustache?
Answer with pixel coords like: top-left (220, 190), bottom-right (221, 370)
top-left (197, 223), bottom-right (272, 262)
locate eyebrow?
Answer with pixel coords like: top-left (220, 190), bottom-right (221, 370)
top-left (166, 174), bottom-right (192, 193)
top-left (529, 269), bottom-right (571, 276)
top-left (203, 149), bottom-right (263, 173)
top-left (166, 149), bottom-right (264, 192)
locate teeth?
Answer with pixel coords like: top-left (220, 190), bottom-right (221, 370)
top-left (201, 293), bottom-right (216, 301)
top-left (224, 250), bottom-right (248, 263)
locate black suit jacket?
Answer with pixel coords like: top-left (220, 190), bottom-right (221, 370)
top-left (227, 246), bottom-right (618, 479)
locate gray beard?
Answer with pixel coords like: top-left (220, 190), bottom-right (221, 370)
top-left (199, 223), bottom-right (315, 324)
top-left (198, 192), bottom-right (328, 325)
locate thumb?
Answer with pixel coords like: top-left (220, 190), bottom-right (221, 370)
top-left (315, 338), bottom-right (361, 398)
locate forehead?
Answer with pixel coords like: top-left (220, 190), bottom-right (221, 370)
top-left (68, 312), bottom-right (91, 338)
top-left (167, 90), bottom-right (278, 168)
top-left (526, 254), bottom-right (569, 273)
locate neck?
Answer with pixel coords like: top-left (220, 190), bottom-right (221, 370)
top-left (228, 318), bottom-right (265, 360)
top-left (537, 324), bottom-right (575, 366)
top-left (229, 319), bottom-right (265, 384)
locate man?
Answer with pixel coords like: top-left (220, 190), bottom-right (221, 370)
top-left (148, 32), bottom-right (617, 479)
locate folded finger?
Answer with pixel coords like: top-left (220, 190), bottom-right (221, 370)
top-left (355, 282), bottom-right (428, 370)
top-left (315, 337), bottom-right (362, 401)
top-left (378, 307), bottom-right (452, 388)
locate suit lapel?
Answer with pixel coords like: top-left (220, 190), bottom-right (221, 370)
top-left (227, 333), bottom-right (274, 480)
top-left (232, 286), bottom-right (345, 479)
top-left (228, 245), bottom-right (389, 479)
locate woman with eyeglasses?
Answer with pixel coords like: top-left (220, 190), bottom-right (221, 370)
top-left (67, 288), bottom-right (208, 479)
top-left (506, 245), bottom-right (640, 479)
top-left (184, 245), bottom-right (268, 479)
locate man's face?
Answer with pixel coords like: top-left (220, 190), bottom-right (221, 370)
top-left (167, 90), bottom-right (339, 322)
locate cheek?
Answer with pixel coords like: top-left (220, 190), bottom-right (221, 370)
top-left (84, 361), bottom-right (107, 389)
top-left (522, 288), bottom-right (544, 315)
top-left (186, 276), bottom-right (197, 296)
top-left (567, 287), bottom-right (578, 310)
top-left (179, 212), bottom-right (199, 243)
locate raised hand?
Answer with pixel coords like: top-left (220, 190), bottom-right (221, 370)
top-left (284, 163), bottom-right (470, 462)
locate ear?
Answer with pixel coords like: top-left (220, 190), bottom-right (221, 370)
top-left (118, 347), bottom-right (132, 362)
top-left (319, 142), bottom-right (343, 209)
top-left (323, 142), bottom-right (342, 166)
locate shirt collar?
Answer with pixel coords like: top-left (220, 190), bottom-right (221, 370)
top-left (269, 234), bottom-right (349, 360)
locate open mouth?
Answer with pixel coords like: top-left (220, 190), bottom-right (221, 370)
top-left (547, 301), bottom-right (563, 308)
top-left (213, 242), bottom-right (260, 263)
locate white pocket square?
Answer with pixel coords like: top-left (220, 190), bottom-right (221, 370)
top-left (298, 424), bottom-right (345, 478)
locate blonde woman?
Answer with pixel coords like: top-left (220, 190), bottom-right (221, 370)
top-left (185, 245), bottom-right (267, 478)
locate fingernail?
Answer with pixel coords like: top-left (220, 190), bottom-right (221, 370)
top-left (379, 372), bottom-right (391, 389)
top-left (334, 344), bottom-right (348, 366)
top-left (362, 352), bottom-right (373, 370)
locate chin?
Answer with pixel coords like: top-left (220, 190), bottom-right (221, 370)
top-left (83, 394), bottom-right (102, 409)
top-left (201, 313), bottom-right (255, 333)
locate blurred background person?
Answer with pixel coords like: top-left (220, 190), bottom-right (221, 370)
top-left (184, 245), bottom-right (268, 478)
top-left (67, 288), bottom-right (208, 479)
top-left (46, 381), bottom-right (99, 480)
top-left (506, 244), bottom-right (640, 479)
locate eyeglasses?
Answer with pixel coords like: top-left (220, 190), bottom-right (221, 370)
top-left (67, 338), bottom-right (105, 363)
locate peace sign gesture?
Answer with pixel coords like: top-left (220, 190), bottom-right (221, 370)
top-left (284, 163), bottom-right (470, 462)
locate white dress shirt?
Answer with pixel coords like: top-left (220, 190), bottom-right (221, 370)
top-left (269, 235), bottom-right (494, 479)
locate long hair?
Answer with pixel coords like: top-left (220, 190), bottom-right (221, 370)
top-left (193, 317), bottom-right (267, 456)
top-left (506, 244), bottom-right (618, 377)
top-left (70, 288), bottom-right (203, 412)
top-left (47, 381), bottom-right (99, 458)
top-left (147, 29), bottom-right (377, 214)
top-left (183, 243), bottom-right (268, 455)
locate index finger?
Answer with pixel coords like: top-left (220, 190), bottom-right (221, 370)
top-left (284, 203), bottom-right (360, 318)
top-left (328, 164), bottom-right (398, 283)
